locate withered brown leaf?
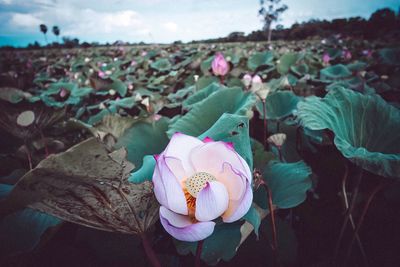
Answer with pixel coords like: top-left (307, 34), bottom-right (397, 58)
top-left (1, 138), bottom-right (159, 234)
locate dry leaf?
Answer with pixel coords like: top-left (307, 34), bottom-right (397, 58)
top-left (1, 138), bottom-right (159, 234)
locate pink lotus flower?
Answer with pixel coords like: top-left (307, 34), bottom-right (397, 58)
top-left (322, 53), bottom-right (330, 64)
top-left (211, 52), bottom-right (229, 76)
top-left (153, 133), bottom-right (252, 242)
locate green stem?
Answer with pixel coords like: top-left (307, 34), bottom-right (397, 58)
top-left (340, 164), bottom-right (369, 267)
top-left (262, 99), bottom-right (269, 150)
top-left (140, 233), bottom-right (161, 267)
top-left (195, 240), bottom-right (204, 267)
top-left (343, 180), bottom-right (388, 266)
top-left (263, 183), bottom-right (279, 266)
top-left (333, 168), bottom-right (363, 264)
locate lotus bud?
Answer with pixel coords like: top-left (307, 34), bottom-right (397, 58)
top-left (242, 74), bottom-right (252, 88)
top-left (267, 133), bottom-right (287, 148)
top-left (109, 89), bottom-right (116, 96)
top-left (250, 75), bottom-right (263, 92)
top-left (98, 71), bottom-right (106, 79)
top-left (194, 74), bottom-right (199, 82)
top-left (59, 88), bottom-right (68, 98)
top-left (99, 102), bottom-right (106, 110)
top-left (322, 53), bottom-right (330, 64)
top-left (84, 57), bottom-right (90, 63)
top-left (211, 52), bottom-right (229, 76)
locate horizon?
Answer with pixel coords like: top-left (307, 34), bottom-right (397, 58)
top-left (0, 0), bottom-right (399, 47)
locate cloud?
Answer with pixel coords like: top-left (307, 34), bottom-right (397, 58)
top-left (162, 22), bottom-right (178, 33)
top-left (10, 13), bottom-right (44, 29)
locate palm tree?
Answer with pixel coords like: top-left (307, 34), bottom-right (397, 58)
top-left (39, 24), bottom-right (48, 44)
top-left (52, 26), bottom-right (60, 42)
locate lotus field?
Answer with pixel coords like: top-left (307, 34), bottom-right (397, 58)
top-left (0, 38), bottom-right (400, 266)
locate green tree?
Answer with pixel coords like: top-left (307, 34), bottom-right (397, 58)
top-left (39, 24), bottom-right (48, 44)
top-left (259, 0), bottom-right (288, 42)
top-left (52, 25), bottom-right (60, 42)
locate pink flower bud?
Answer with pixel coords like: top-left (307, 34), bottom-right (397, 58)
top-left (242, 74), bottom-right (252, 88)
top-left (98, 71), bottom-right (106, 79)
top-left (59, 88), bottom-right (68, 98)
top-left (211, 52), bottom-right (229, 76)
top-left (322, 53), bottom-right (330, 64)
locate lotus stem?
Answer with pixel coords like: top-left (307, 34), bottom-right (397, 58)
top-left (39, 128), bottom-right (49, 157)
top-left (343, 180), bottom-right (389, 266)
top-left (276, 120), bottom-right (280, 132)
top-left (277, 147), bottom-right (283, 162)
top-left (195, 240), bottom-right (204, 267)
top-left (24, 141), bottom-right (33, 170)
top-left (219, 76), bottom-right (225, 85)
top-left (333, 168), bottom-right (363, 264)
top-left (263, 183), bottom-right (279, 266)
top-left (262, 99), bottom-right (269, 150)
top-left (340, 164), bottom-right (369, 267)
top-left (140, 233), bottom-right (161, 267)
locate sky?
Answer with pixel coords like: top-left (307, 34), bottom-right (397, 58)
top-left (0, 0), bottom-right (398, 47)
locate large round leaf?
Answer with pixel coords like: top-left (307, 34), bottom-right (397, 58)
top-left (247, 51), bottom-right (274, 71)
top-left (150, 58), bottom-right (172, 72)
top-left (115, 117), bottom-right (170, 168)
top-left (256, 91), bottom-right (300, 120)
top-left (320, 64), bottom-right (352, 81)
top-left (167, 87), bottom-right (256, 137)
top-left (277, 53), bottom-right (301, 75)
top-left (297, 87), bottom-right (400, 178)
top-left (254, 161), bottom-right (312, 209)
top-left (0, 184), bottom-right (61, 258)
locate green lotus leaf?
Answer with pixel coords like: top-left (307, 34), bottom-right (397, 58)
top-left (346, 61), bottom-right (368, 72)
top-left (175, 222), bottom-right (242, 266)
top-left (320, 64), bottom-right (352, 81)
top-left (196, 76), bottom-right (219, 90)
top-left (168, 87), bottom-right (256, 137)
top-left (115, 117), bottom-right (170, 168)
top-left (256, 91), bottom-right (300, 120)
top-left (150, 58), bottom-right (172, 72)
top-left (254, 161), bottom-right (312, 209)
top-left (297, 87), bottom-right (400, 178)
top-left (128, 155), bottom-right (156, 183)
top-left (277, 53), bottom-right (301, 75)
top-left (0, 184), bottom-right (61, 258)
top-left (182, 82), bottom-right (221, 110)
top-left (247, 51), bottom-right (274, 71)
top-left (378, 47), bottom-right (400, 66)
top-left (326, 48), bottom-right (342, 60)
top-left (290, 63), bottom-right (309, 77)
top-left (200, 55), bottom-right (214, 74)
top-left (0, 87), bottom-right (31, 103)
top-left (110, 79), bottom-right (127, 97)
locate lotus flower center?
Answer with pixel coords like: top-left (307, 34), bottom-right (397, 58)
top-left (185, 172), bottom-right (216, 197)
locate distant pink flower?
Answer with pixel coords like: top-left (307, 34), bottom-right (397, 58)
top-left (141, 51), bottom-right (147, 57)
top-left (211, 52), bottom-right (229, 76)
top-left (362, 49), bottom-right (373, 58)
top-left (322, 53), bottom-right (330, 64)
top-left (59, 88), bottom-right (68, 98)
top-left (242, 74), bottom-right (252, 88)
top-left (98, 71), bottom-right (106, 79)
top-left (131, 60), bottom-right (137, 66)
top-left (153, 133), bottom-right (252, 242)
top-left (342, 50), bottom-right (352, 60)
